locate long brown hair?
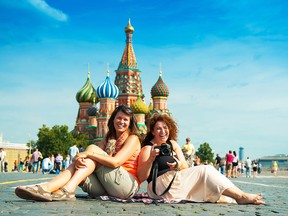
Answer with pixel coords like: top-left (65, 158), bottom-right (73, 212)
top-left (142, 113), bottom-right (178, 146)
top-left (105, 105), bottom-right (139, 142)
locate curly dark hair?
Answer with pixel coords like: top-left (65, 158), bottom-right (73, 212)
top-left (105, 105), bottom-right (139, 142)
top-left (142, 113), bottom-right (178, 146)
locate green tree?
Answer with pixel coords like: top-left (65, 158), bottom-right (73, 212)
top-left (71, 130), bottom-right (89, 149)
top-left (195, 142), bottom-right (214, 163)
top-left (36, 124), bottom-right (75, 157)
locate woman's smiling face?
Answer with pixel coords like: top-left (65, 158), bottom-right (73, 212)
top-left (152, 120), bottom-right (169, 144)
top-left (113, 110), bottom-right (130, 136)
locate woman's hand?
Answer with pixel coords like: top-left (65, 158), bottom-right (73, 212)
top-left (167, 155), bottom-right (181, 171)
top-left (74, 157), bottom-right (88, 170)
top-left (151, 144), bottom-right (160, 159)
top-left (75, 152), bottom-right (89, 159)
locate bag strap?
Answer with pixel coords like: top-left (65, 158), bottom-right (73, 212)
top-left (152, 160), bottom-right (177, 196)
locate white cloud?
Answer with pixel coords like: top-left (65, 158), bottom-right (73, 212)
top-left (27, 0), bottom-right (68, 22)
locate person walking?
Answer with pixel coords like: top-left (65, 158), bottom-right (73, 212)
top-left (252, 160), bottom-right (258, 178)
top-left (225, 150), bottom-right (234, 178)
top-left (68, 144), bottom-right (79, 165)
top-left (181, 137), bottom-right (195, 167)
top-left (272, 161), bottom-right (278, 176)
top-left (0, 148), bottom-right (7, 172)
top-left (137, 113), bottom-right (265, 204)
top-left (214, 154), bottom-right (221, 172)
top-left (232, 151), bottom-right (238, 178)
top-left (55, 153), bottom-right (63, 174)
top-left (15, 105), bottom-right (141, 202)
top-left (31, 148), bottom-right (42, 173)
top-left (245, 157), bottom-right (252, 178)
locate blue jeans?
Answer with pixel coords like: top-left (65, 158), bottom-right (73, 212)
top-left (32, 162), bottom-right (39, 173)
top-left (246, 167), bottom-right (251, 177)
top-left (42, 164), bottom-right (54, 174)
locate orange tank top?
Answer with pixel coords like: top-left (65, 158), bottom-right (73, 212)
top-left (121, 148), bottom-right (141, 185)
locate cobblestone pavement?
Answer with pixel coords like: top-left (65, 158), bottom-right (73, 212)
top-left (0, 171), bottom-right (287, 216)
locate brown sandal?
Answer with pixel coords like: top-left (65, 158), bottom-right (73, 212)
top-left (15, 185), bottom-right (52, 202)
top-left (52, 187), bottom-right (76, 201)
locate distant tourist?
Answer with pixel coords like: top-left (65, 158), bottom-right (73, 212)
top-left (181, 137), bottom-right (195, 167)
top-left (55, 153), bottom-right (63, 173)
top-left (257, 162), bottom-right (262, 174)
top-left (42, 155), bottom-right (54, 174)
top-left (194, 155), bottom-right (201, 166)
top-left (18, 158), bottom-right (24, 171)
top-left (0, 148), bottom-right (7, 172)
top-left (68, 143), bottom-right (79, 164)
top-left (4, 160), bottom-right (8, 172)
top-left (232, 151), bottom-right (239, 178)
top-left (245, 157), bottom-right (252, 178)
top-left (12, 160), bottom-right (18, 171)
top-left (272, 161), bottom-right (278, 176)
top-left (214, 153), bottom-right (221, 172)
top-left (220, 157), bottom-right (226, 175)
top-left (79, 145), bottom-right (85, 153)
top-left (31, 148), bottom-right (42, 173)
top-left (64, 154), bottom-right (70, 169)
top-left (225, 150), bottom-right (234, 178)
top-left (252, 160), bottom-right (258, 178)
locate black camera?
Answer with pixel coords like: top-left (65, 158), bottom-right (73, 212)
top-left (155, 143), bottom-right (172, 156)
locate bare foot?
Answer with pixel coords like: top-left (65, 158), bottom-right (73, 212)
top-left (236, 193), bottom-right (265, 205)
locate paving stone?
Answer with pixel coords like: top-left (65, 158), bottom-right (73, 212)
top-left (1, 172), bottom-right (287, 215)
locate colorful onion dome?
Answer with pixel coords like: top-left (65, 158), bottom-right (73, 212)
top-left (76, 72), bottom-right (97, 103)
top-left (151, 70), bottom-right (169, 97)
top-left (148, 98), bottom-right (153, 111)
top-left (88, 97), bottom-right (98, 116)
top-left (96, 70), bottom-right (119, 99)
top-left (131, 95), bottom-right (149, 114)
top-left (125, 18), bottom-right (134, 33)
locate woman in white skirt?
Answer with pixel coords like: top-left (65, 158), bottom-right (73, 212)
top-left (137, 113), bottom-right (265, 205)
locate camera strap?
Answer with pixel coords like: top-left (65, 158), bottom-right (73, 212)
top-left (152, 159), bottom-right (177, 196)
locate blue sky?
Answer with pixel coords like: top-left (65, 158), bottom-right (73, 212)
top-left (0, 0), bottom-right (287, 159)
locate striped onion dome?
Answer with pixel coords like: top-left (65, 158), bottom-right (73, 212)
top-left (96, 70), bottom-right (119, 99)
top-left (76, 72), bottom-right (97, 103)
top-left (131, 95), bottom-right (149, 114)
top-left (151, 70), bottom-right (169, 97)
top-left (88, 97), bottom-right (98, 116)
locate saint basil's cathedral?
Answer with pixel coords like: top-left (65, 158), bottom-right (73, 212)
top-left (74, 19), bottom-right (171, 144)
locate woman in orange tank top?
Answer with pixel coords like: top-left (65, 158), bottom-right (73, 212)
top-left (15, 105), bottom-right (141, 201)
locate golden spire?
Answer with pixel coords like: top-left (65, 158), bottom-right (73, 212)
top-left (125, 18), bottom-right (134, 33)
top-left (159, 63), bottom-right (163, 77)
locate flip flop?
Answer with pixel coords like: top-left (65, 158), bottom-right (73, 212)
top-left (15, 185), bottom-right (52, 202)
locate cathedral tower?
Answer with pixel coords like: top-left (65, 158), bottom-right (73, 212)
top-left (95, 69), bottom-right (119, 143)
top-left (115, 19), bottom-right (143, 106)
top-left (75, 72), bottom-right (97, 134)
top-left (151, 69), bottom-right (170, 114)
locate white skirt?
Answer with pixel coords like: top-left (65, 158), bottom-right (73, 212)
top-left (147, 165), bottom-right (237, 203)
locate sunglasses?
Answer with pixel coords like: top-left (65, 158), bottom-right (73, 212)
top-left (115, 104), bottom-right (133, 114)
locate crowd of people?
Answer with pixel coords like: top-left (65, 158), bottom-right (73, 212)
top-left (14, 105), bottom-right (266, 205)
top-left (180, 142), bottom-right (266, 179)
top-left (2, 143), bottom-right (83, 174)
